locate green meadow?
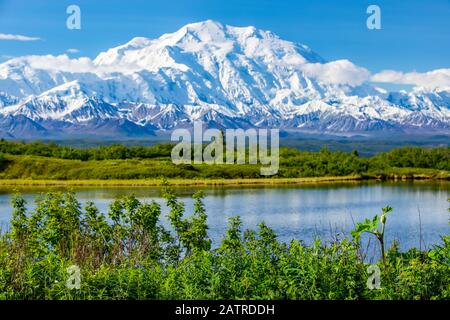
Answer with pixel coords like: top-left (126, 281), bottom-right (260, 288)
top-left (0, 140), bottom-right (448, 182)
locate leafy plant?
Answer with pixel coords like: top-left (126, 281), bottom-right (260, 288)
top-left (351, 206), bottom-right (393, 267)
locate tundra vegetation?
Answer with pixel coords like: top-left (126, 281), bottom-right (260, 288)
top-left (0, 140), bottom-right (448, 181)
top-left (0, 185), bottom-right (448, 300)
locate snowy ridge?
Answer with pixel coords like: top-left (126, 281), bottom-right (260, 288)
top-left (0, 20), bottom-right (449, 138)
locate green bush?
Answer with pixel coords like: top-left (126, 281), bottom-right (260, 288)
top-left (0, 187), bottom-right (448, 300)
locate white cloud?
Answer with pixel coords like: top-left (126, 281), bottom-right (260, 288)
top-left (0, 33), bottom-right (40, 41)
top-left (12, 54), bottom-right (142, 75)
top-left (66, 48), bottom-right (80, 54)
top-left (301, 59), bottom-right (371, 86)
top-left (299, 60), bottom-right (450, 89)
top-left (21, 54), bottom-right (94, 73)
top-left (371, 69), bottom-right (450, 89)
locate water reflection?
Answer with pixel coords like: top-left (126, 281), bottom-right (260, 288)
top-left (0, 181), bottom-right (448, 252)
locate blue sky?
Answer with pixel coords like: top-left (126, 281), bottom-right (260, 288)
top-left (0, 0), bottom-right (449, 74)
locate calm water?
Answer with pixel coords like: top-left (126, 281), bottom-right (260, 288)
top-left (0, 181), bottom-right (449, 254)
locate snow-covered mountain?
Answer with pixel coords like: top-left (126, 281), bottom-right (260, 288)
top-left (0, 20), bottom-right (449, 139)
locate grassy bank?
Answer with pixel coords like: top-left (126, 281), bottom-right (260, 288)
top-left (0, 174), bottom-right (449, 187)
top-left (0, 175), bottom-right (365, 187)
top-left (0, 187), bottom-right (448, 300)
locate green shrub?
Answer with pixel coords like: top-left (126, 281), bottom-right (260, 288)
top-left (0, 187), bottom-right (448, 300)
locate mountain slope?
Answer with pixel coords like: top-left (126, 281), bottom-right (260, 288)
top-left (0, 20), bottom-right (449, 139)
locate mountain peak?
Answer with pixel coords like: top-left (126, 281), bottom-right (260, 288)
top-left (93, 20), bottom-right (325, 71)
top-left (125, 36), bottom-right (153, 48)
top-left (184, 19), bottom-right (225, 31)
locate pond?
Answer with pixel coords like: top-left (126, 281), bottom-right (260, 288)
top-left (0, 181), bottom-right (448, 257)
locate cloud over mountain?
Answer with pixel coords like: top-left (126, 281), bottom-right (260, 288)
top-left (372, 69), bottom-right (450, 89)
top-left (301, 60), bottom-right (370, 86)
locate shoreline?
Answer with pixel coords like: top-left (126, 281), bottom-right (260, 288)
top-left (0, 174), bottom-right (448, 187)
